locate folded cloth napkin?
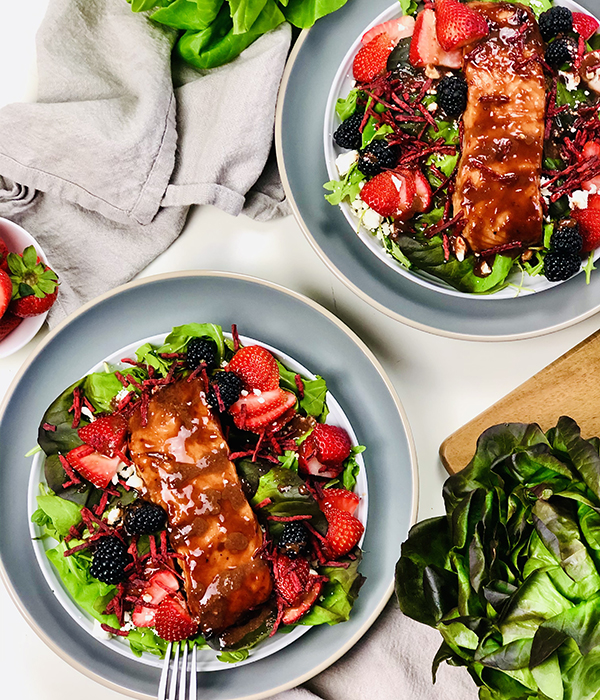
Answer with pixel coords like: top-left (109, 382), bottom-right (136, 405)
top-left (0, 0), bottom-right (291, 325)
top-left (274, 600), bottom-right (478, 700)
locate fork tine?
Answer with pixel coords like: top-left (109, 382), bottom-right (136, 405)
top-left (178, 643), bottom-right (189, 700)
top-left (158, 642), bottom-right (173, 700)
top-left (189, 645), bottom-right (197, 700)
top-left (168, 643), bottom-right (181, 700)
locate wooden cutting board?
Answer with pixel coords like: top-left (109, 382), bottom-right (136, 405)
top-left (440, 329), bottom-right (600, 474)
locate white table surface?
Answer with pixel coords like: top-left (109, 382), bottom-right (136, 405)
top-left (2, 3), bottom-right (600, 699)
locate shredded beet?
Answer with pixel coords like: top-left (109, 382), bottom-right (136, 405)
top-left (100, 624), bottom-right (129, 637)
top-left (69, 387), bottom-right (83, 429)
top-left (294, 374), bottom-right (305, 398)
top-left (94, 490), bottom-right (110, 517)
top-left (58, 454), bottom-right (82, 485)
top-left (479, 241), bottom-right (524, 257)
top-left (213, 383), bottom-right (226, 412)
top-left (267, 514), bottom-right (313, 522)
top-left (255, 498), bottom-right (273, 509)
top-left (42, 422), bottom-right (56, 432)
top-left (231, 324), bottom-right (240, 351)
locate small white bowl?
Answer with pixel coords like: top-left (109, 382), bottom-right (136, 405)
top-left (0, 217), bottom-right (50, 359)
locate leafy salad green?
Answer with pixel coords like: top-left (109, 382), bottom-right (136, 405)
top-left (32, 323), bottom-right (366, 659)
top-left (127, 0), bottom-right (351, 70)
top-left (397, 417), bottom-right (600, 700)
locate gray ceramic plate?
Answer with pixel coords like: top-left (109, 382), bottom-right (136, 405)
top-left (0, 272), bottom-right (417, 700)
top-left (275, 0), bottom-right (600, 341)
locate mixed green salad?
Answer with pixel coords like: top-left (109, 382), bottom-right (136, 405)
top-left (397, 417), bottom-right (600, 700)
top-left (325, 0), bottom-right (600, 294)
top-left (31, 323), bottom-right (366, 661)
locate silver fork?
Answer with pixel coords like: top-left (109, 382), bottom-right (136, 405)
top-left (158, 642), bottom-right (198, 700)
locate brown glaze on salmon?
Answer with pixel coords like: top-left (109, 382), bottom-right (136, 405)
top-left (453, 2), bottom-right (546, 253)
top-left (128, 378), bottom-right (272, 635)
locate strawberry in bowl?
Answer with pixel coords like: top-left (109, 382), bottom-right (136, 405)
top-left (0, 218), bottom-right (59, 357)
top-left (30, 323), bottom-right (367, 664)
top-left (325, 0), bottom-right (600, 298)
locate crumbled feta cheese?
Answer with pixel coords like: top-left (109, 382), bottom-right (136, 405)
top-left (121, 621), bottom-right (135, 632)
top-left (111, 473), bottom-right (119, 485)
top-left (559, 70), bottom-right (580, 92)
top-left (115, 388), bottom-right (129, 402)
top-left (358, 180), bottom-right (365, 190)
top-left (105, 507), bottom-right (122, 526)
top-left (424, 65), bottom-right (441, 79)
top-left (92, 619), bottom-right (112, 641)
top-left (335, 150), bottom-right (359, 177)
top-left (362, 208), bottom-right (383, 231)
top-left (126, 473), bottom-right (144, 490)
top-left (427, 102), bottom-right (438, 113)
top-left (118, 464), bottom-right (135, 479)
top-left (351, 196), bottom-right (368, 214)
top-left (81, 406), bottom-right (95, 421)
top-left (569, 189), bottom-right (590, 210)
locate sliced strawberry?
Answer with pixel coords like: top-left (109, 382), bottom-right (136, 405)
top-left (573, 11), bottom-right (599, 41)
top-left (583, 175), bottom-right (600, 193)
top-left (78, 414), bottom-right (128, 457)
top-left (584, 141), bottom-right (600, 159)
top-left (319, 488), bottom-right (360, 516)
top-left (229, 387), bottom-right (296, 432)
top-left (132, 606), bottom-right (156, 628)
top-left (413, 169), bottom-right (432, 213)
top-left (299, 424), bottom-right (352, 479)
top-left (353, 32), bottom-right (396, 82)
top-left (409, 9), bottom-right (463, 68)
top-left (154, 596), bottom-right (198, 642)
top-left (589, 193), bottom-right (600, 210)
top-left (362, 15), bottom-right (415, 45)
top-left (66, 444), bottom-right (121, 489)
top-left (144, 569), bottom-right (180, 606)
top-left (324, 506), bottom-right (364, 558)
top-left (282, 579), bottom-right (324, 625)
top-left (0, 312), bottom-right (22, 342)
top-left (273, 553), bottom-right (311, 606)
top-left (228, 345), bottom-right (280, 391)
top-left (436, 0), bottom-right (489, 51)
top-left (0, 269), bottom-right (12, 317)
top-left (573, 207), bottom-right (600, 252)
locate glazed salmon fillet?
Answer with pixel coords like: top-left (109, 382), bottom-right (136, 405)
top-left (453, 2), bottom-right (546, 253)
top-left (129, 378), bottom-right (272, 635)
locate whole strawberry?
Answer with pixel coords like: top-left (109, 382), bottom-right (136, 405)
top-left (0, 312), bottom-right (22, 342)
top-left (436, 0), bottom-right (489, 51)
top-left (573, 208), bottom-right (600, 253)
top-left (324, 506), bottom-right (364, 558)
top-left (8, 245), bottom-right (59, 318)
top-left (0, 236), bottom-right (8, 272)
top-left (353, 32), bottom-right (395, 83)
top-left (154, 596), bottom-right (198, 642)
top-left (228, 345), bottom-right (280, 391)
top-left (0, 269), bottom-right (12, 318)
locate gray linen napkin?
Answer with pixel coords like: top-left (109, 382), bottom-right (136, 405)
top-left (272, 600), bottom-right (477, 700)
top-left (0, 0), bottom-right (291, 325)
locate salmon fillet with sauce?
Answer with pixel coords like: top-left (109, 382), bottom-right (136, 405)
top-left (129, 378), bottom-right (272, 635)
top-left (453, 2), bottom-right (546, 254)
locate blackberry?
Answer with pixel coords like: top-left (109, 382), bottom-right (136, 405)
top-left (186, 337), bottom-right (217, 370)
top-left (333, 111), bottom-right (364, 150)
top-left (551, 220), bottom-right (583, 255)
top-left (124, 500), bottom-right (167, 535)
top-left (539, 6), bottom-right (573, 41)
top-left (544, 251), bottom-right (581, 282)
top-left (357, 140), bottom-right (399, 177)
top-left (90, 536), bottom-right (132, 584)
top-left (278, 522), bottom-right (309, 558)
top-left (545, 38), bottom-right (573, 69)
top-left (436, 75), bottom-right (468, 118)
top-left (207, 371), bottom-right (243, 411)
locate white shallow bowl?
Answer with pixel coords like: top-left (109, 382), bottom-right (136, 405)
top-left (323, 0), bottom-right (600, 300)
top-left (27, 331), bottom-right (368, 672)
top-left (0, 217), bottom-right (49, 358)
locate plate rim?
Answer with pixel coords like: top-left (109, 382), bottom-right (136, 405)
top-left (274, 2), bottom-right (600, 342)
top-left (0, 269), bottom-right (419, 700)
